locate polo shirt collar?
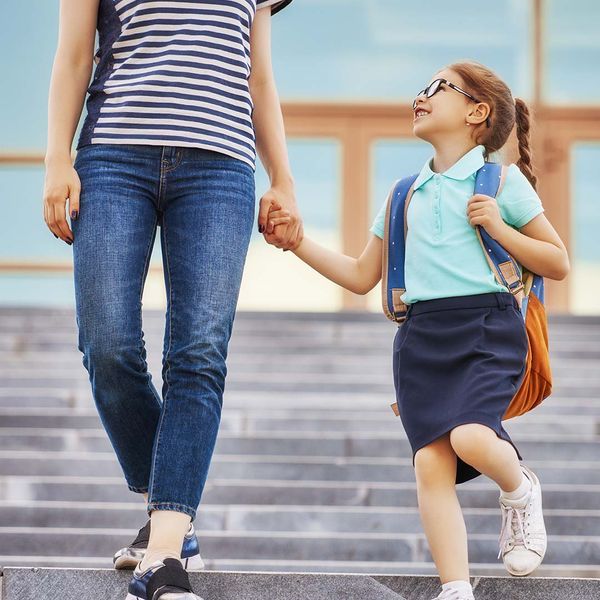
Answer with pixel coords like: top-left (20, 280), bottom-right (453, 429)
top-left (413, 145), bottom-right (486, 190)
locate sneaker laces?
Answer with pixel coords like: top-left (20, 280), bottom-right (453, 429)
top-left (434, 588), bottom-right (473, 600)
top-left (498, 502), bottom-right (529, 558)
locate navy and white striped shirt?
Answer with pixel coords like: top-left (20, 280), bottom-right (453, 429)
top-left (77, 0), bottom-right (292, 169)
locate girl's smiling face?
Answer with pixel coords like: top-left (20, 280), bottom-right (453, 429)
top-left (413, 68), bottom-right (487, 143)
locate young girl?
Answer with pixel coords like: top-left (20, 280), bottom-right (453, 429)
top-left (264, 61), bottom-right (569, 599)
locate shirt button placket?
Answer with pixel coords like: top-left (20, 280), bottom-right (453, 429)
top-left (433, 175), bottom-right (442, 236)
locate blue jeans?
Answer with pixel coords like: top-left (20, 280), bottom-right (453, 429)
top-left (72, 144), bottom-right (255, 521)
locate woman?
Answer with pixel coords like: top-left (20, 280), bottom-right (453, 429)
top-left (43, 1), bottom-right (300, 598)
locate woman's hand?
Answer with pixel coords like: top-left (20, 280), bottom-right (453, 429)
top-left (467, 193), bottom-right (508, 240)
top-left (43, 158), bottom-right (80, 244)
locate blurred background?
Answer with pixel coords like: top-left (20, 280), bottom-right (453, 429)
top-left (1, 0), bottom-right (599, 314)
top-left (0, 0), bottom-right (599, 584)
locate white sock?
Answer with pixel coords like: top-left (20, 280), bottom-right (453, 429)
top-left (442, 580), bottom-right (473, 595)
top-left (501, 470), bottom-right (532, 502)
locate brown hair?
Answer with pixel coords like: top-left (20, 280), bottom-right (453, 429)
top-left (446, 61), bottom-right (537, 190)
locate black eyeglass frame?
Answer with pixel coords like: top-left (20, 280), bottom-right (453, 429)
top-left (413, 78), bottom-right (491, 127)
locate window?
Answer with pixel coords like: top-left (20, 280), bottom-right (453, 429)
top-left (570, 143), bottom-right (600, 314)
top-left (544, 0), bottom-right (600, 104)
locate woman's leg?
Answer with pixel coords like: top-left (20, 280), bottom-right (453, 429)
top-left (415, 434), bottom-right (470, 584)
top-left (141, 148), bottom-right (255, 564)
top-left (140, 510), bottom-right (192, 568)
top-left (73, 144), bottom-right (163, 496)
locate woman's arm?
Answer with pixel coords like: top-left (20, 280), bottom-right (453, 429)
top-left (44, 0), bottom-right (98, 243)
top-left (249, 8), bottom-right (302, 250)
top-left (467, 195), bottom-right (570, 280)
top-left (292, 235), bottom-right (384, 295)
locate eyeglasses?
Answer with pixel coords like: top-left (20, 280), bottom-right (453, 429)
top-left (413, 78), bottom-right (491, 127)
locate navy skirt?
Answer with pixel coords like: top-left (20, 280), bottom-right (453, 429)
top-left (393, 292), bottom-right (528, 484)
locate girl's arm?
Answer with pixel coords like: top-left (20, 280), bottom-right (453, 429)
top-left (467, 195), bottom-right (570, 280)
top-left (293, 235), bottom-right (384, 295)
top-left (44, 0), bottom-right (99, 243)
top-left (249, 9), bottom-right (302, 250)
top-left (493, 214), bottom-right (570, 281)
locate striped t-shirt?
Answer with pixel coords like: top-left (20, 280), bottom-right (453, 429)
top-left (77, 0), bottom-right (292, 168)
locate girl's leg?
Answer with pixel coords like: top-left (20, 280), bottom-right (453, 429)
top-left (72, 144), bottom-right (163, 497)
top-left (449, 423), bottom-right (547, 577)
top-left (415, 434), bottom-right (470, 584)
top-left (448, 424), bottom-right (522, 491)
top-left (142, 149), bottom-right (255, 561)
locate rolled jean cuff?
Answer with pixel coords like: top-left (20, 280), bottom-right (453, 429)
top-left (147, 501), bottom-right (196, 522)
top-left (128, 484), bottom-right (149, 494)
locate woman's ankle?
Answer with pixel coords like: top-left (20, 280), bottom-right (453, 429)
top-left (139, 549), bottom-right (180, 571)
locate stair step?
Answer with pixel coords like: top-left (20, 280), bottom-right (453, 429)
top-left (2, 568), bottom-right (599, 600)
top-left (1, 558), bottom-right (599, 578)
top-left (1, 501), bottom-right (599, 535)
top-left (0, 411), bottom-right (597, 436)
top-left (0, 451), bottom-right (599, 485)
top-left (1, 527), bottom-right (600, 564)
top-left (2, 387), bottom-right (600, 410)
top-left (0, 431), bottom-right (598, 460)
top-left (0, 476), bottom-right (598, 509)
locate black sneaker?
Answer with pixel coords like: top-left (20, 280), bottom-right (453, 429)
top-left (125, 557), bottom-right (203, 600)
top-left (114, 520), bottom-right (205, 571)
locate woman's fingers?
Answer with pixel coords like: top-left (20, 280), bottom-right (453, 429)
top-left (68, 178), bottom-right (81, 222)
top-left (44, 191), bottom-right (65, 240)
top-left (258, 194), bottom-right (276, 233)
top-left (43, 203), bottom-right (59, 239)
top-left (52, 200), bottom-right (73, 244)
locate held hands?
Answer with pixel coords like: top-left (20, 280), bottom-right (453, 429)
top-left (261, 203), bottom-right (301, 251)
top-left (466, 193), bottom-right (508, 240)
top-left (257, 186), bottom-right (303, 251)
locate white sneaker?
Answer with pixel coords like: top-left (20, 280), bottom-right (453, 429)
top-left (431, 589), bottom-right (474, 600)
top-left (498, 464), bottom-right (547, 576)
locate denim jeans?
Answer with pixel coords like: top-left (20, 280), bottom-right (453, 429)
top-left (72, 144), bottom-right (255, 521)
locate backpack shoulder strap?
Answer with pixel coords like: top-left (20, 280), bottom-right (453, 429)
top-left (382, 174), bottom-right (419, 323)
top-left (474, 163), bottom-right (525, 298)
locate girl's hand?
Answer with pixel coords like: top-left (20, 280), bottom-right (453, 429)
top-left (466, 193), bottom-right (508, 240)
top-left (43, 159), bottom-right (80, 244)
top-left (265, 206), bottom-right (292, 234)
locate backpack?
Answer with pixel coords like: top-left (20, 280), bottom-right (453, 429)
top-left (382, 162), bottom-right (552, 420)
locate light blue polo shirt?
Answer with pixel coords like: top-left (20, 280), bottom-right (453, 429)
top-left (370, 145), bottom-right (544, 304)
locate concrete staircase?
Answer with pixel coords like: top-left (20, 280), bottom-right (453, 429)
top-left (0, 307), bottom-right (599, 598)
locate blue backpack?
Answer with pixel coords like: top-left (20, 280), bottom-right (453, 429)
top-left (382, 162), bottom-right (552, 419)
